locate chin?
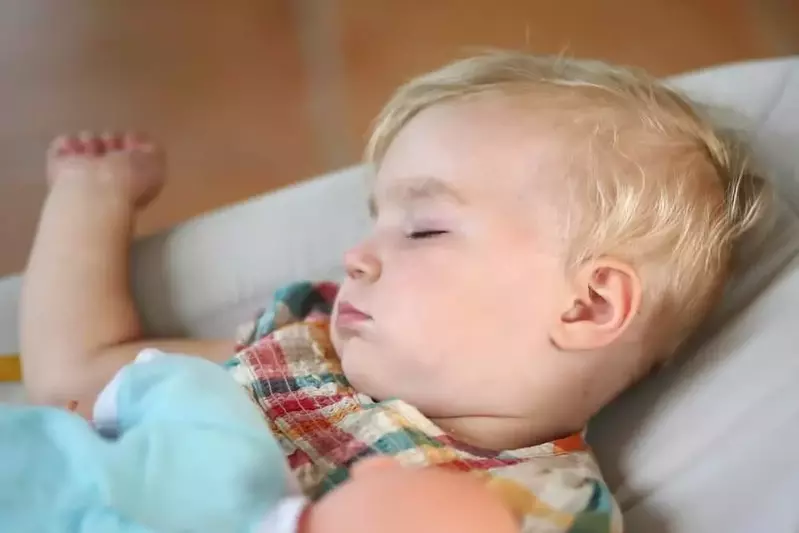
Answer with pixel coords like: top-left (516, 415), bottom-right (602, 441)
top-left (339, 355), bottom-right (385, 399)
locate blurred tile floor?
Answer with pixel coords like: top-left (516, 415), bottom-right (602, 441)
top-left (0, 0), bottom-right (796, 275)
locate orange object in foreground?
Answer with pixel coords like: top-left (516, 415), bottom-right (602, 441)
top-left (0, 355), bottom-right (21, 382)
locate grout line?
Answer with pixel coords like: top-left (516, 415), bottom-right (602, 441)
top-left (292, 0), bottom-right (355, 170)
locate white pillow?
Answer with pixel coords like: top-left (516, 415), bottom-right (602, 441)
top-left (589, 58), bottom-right (799, 533)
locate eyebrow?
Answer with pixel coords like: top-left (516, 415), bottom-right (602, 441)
top-left (368, 176), bottom-right (466, 216)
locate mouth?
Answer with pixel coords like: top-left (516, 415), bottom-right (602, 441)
top-left (335, 301), bottom-right (372, 330)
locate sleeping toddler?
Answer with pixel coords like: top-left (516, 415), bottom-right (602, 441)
top-left (18, 51), bottom-right (769, 531)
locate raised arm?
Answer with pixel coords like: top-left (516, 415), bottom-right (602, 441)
top-left (20, 132), bottom-right (231, 415)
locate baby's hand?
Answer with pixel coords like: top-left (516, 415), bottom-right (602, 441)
top-left (47, 131), bottom-right (165, 209)
top-left (303, 459), bottom-right (519, 533)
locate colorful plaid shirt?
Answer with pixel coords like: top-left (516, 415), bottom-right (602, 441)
top-left (226, 282), bottom-right (622, 533)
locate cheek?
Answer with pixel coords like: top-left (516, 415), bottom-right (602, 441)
top-left (379, 248), bottom-right (496, 337)
top-left (389, 247), bottom-right (481, 298)
top-left (381, 292), bottom-right (482, 384)
top-left (383, 254), bottom-right (472, 324)
top-left (373, 248), bottom-right (548, 368)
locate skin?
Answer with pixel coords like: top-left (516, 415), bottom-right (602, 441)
top-left (301, 458), bottom-right (519, 533)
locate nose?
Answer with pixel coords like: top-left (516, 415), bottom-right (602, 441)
top-left (344, 241), bottom-right (381, 283)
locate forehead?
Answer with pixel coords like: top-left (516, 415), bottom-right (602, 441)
top-left (375, 93), bottom-right (566, 207)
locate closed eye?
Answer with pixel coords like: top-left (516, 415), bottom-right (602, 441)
top-left (408, 229), bottom-right (449, 240)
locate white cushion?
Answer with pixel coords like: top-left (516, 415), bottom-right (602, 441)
top-left (129, 166), bottom-right (371, 338)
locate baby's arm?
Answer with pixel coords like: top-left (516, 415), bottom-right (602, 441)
top-left (21, 133), bottom-right (231, 415)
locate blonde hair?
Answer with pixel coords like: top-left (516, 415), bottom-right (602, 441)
top-left (366, 51), bottom-right (770, 359)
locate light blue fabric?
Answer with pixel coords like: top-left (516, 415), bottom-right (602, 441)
top-left (0, 352), bottom-right (290, 533)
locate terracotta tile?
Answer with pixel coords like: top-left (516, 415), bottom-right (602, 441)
top-left (334, 0), bottom-right (782, 149)
top-left (0, 0), bottom-right (319, 275)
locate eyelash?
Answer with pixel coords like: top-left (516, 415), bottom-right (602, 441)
top-left (407, 229), bottom-right (448, 240)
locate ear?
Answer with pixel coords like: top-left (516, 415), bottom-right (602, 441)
top-left (550, 258), bottom-right (642, 351)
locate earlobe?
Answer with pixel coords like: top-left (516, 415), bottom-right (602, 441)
top-left (550, 259), bottom-right (642, 351)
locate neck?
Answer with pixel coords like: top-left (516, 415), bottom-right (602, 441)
top-left (432, 415), bottom-right (580, 451)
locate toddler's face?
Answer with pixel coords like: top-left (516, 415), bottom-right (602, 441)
top-left (331, 95), bottom-right (573, 424)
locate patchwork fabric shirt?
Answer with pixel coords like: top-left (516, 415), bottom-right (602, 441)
top-left (226, 282), bottom-right (622, 533)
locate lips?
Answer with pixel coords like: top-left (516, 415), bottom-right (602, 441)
top-left (335, 301), bottom-right (372, 330)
